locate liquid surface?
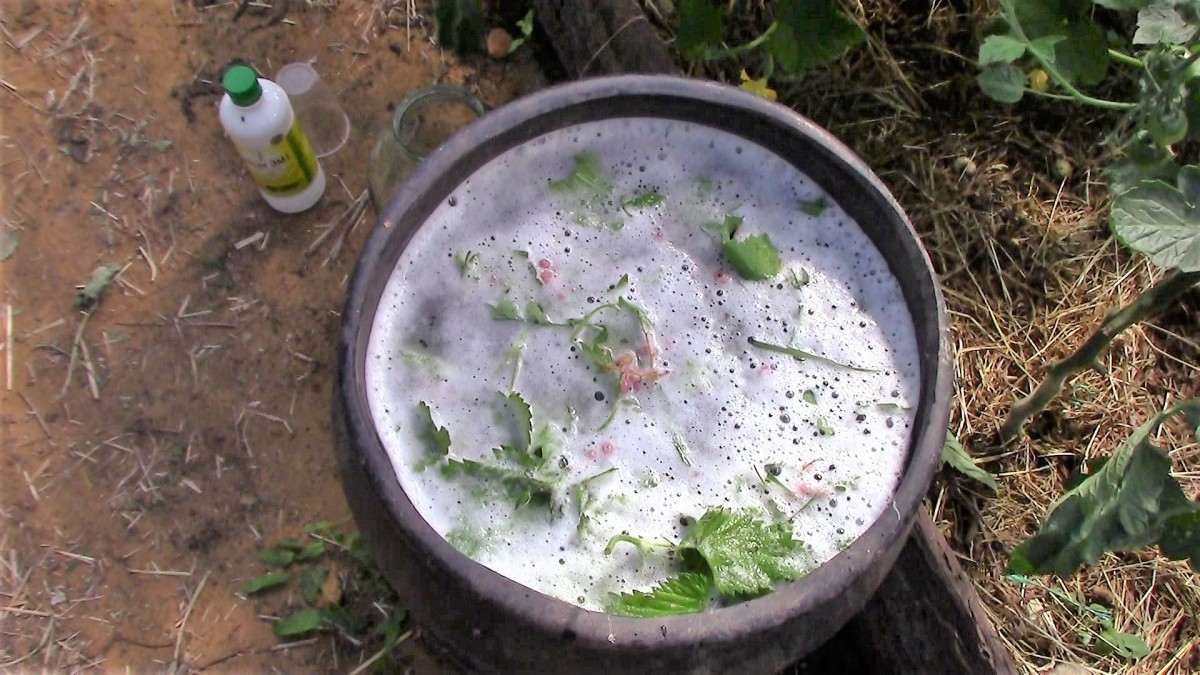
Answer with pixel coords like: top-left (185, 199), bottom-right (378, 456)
top-left (365, 118), bottom-right (920, 611)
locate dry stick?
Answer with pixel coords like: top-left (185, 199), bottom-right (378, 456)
top-left (999, 269), bottom-right (1200, 444)
top-left (59, 313), bottom-right (91, 399)
top-left (172, 570), bottom-right (210, 672)
top-left (5, 303), bottom-right (12, 390)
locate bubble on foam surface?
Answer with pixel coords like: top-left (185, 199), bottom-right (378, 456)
top-left (365, 117), bottom-right (920, 611)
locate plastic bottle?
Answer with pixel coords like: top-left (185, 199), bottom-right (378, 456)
top-left (219, 64), bottom-right (325, 213)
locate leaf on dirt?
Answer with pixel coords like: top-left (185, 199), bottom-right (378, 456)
top-left (241, 572), bottom-right (290, 595)
top-left (434, 0), bottom-right (484, 55)
top-left (942, 432), bottom-right (998, 490)
top-left (738, 70), bottom-right (776, 101)
top-left (295, 541), bottom-right (325, 562)
top-left (75, 264), bottom-right (120, 310)
top-left (677, 508), bottom-right (807, 597)
top-left (0, 231), bottom-right (18, 261)
top-left (273, 607), bottom-right (325, 637)
top-left (769, 0), bottom-right (865, 74)
top-left (675, 0), bottom-right (724, 60)
top-left (1008, 399), bottom-right (1200, 576)
top-left (299, 565), bottom-right (328, 605)
top-left (1109, 168), bottom-right (1200, 272)
top-left (1133, 4), bottom-right (1196, 45)
top-left (605, 572), bottom-right (712, 617)
top-left (977, 64), bottom-right (1026, 103)
top-left (258, 547), bottom-right (296, 567)
top-left (978, 34), bottom-right (1027, 65)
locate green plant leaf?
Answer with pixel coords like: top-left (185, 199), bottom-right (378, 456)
top-left (676, 0), bottom-right (724, 59)
top-left (1011, 0), bottom-right (1108, 85)
top-left (75, 264), bottom-right (121, 310)
top-left (1091, 0), bottom-right (1149, 9)
top-left (416, 401), bottom-right (451, 468)
top-left (274, 608), bottom-right (325, 637)
top-left (677, 508), bottom-right (807, 597)
top-left (299, 566), bottom-right (328, 605)
top-left (1106, 133), bottom-right (1180, 196)
top-left (703, 214), bottom-right (742, 243)
top-left (524, 301), bottom-right (552, 325)
top-left (977, 64), bottom-right (1027, 103)
top-left (549, 152), bottom-right (612, 196)
top-left (241, 572), bottom-right (290, 595)
top-left (1109, 171), bottom-right (1200, 272)
top-left (769, 0), bottom-right (865, 74)
top-left (442, 458), bottom-right (555, 510)
top-left (941, 432), bottom-right (999, 490)
top-left (434, 0), bottom-right (483, 55)
top-left (1134, 4), bottom-right (1196, 44)
top-left (798, 197), bottom-right (827, 216)
top-left (499, 390), bottom-right (533, 454)
top-left (979, 34), bottom-right (1027, 65)
top-left (622, 191), bottom-right (665, 211)
top-left (605, 572), bottom-right (712, 617)
top-left (258, 547), bottom-right (296, 567)
top-left (1096, 626), bottom-right (1151, 659)
top-left (724, 233), bottom-right (782, 280)
top-left (1008, 400), bottom-right (1200, 576)
top-left (295, 541), bottom-right (325, 562)
top-left (747, 336), bottom-right (875, 371)
top-left (489, 298), bottom-right (521, 321)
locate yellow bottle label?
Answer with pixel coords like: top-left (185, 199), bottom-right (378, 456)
top-left (236, 122), bottom-right (319, 196)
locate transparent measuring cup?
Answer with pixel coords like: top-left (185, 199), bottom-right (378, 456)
top-left (368, 85), bottom-right (486, 213)
top-left (275, 62), bottom-right (350, 158)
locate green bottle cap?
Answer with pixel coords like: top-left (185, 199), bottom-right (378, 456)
top-left (222, 65), bottom-right (262, 107)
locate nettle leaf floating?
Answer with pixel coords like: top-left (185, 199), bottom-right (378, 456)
top-left (1110, 166), bottom-right (1200, 272)
top-left (1008, 399), bottom-right (1200, 576)
top-left (704, 214), bottom-right (782, 280)
top-left (605, 572), bottom-right (711, 617)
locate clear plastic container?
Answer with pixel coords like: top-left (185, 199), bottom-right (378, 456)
top-left (368, 85), bottom-right (485, 213)
top-left (275, 62), bottom-right (350, 158)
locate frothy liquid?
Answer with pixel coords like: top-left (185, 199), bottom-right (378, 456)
top-left (365, 118), bottom-right (920, 611)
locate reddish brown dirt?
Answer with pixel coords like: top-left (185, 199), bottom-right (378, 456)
top-left (0, 2), bottom-right (539, 671)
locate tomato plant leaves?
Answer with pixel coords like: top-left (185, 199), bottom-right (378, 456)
top-left (605, 572), bottom-right (711, 617)
top-left (977, 64), bottom-right (1027, 103)
top-left (769, 0), bottom-right (865, 74)
top-left (675, 0), bottom-right (723, 59)
top-left (1008, 400), bottom-right (1200, 576)
top-left (942, 432), bottom-right (999, 490)
top-left (978, 34), bottom-right (1027, 65)
top-left (1110, 168), bottom-right (1200, 272)
top-left (1134, 3), bottom-right (1196, 45)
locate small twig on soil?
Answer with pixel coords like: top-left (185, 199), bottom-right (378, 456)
top-left (127, 568), bottom-right (192, 577)
top-left (79, 338), bottom-right (100, 400)
top-left (59, 312), bottom-right (91, 399)
top-left (347, 630), bottom-right (413, 675)
top-left (5, 302), bottom-right (12, 390)
top-left (999, 269), bottom-right (1200, 444)
top-left (172, 570), bottom-right (210, 672)
top-left (18, 392), bottom-right (51, 438)
top-left (306, 190), bottom-right (368, 257)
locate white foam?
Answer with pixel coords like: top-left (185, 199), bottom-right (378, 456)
top-left (364, 118), bottom-right (920, 611)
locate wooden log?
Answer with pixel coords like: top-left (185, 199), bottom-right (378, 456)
top-left (531, 0), bottom-right (676, 78)
top-left (531, 2), bottom-right (1017, 673)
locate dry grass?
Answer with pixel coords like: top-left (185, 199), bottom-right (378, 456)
top-left (670, 0), bottom-right (1200, 672)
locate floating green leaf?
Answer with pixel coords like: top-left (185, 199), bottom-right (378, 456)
top-left (1008, 399), bottom-right (1200, 576)
top-left (977, 63), bottom-right (1026, 103)
top-left (416, 402), bottom-right (451, 470)
top-left (942, 432), bottom-right (999, 490)
top-left (549, 152), bottom-right (612, 196)
top-left (605, 572), bottom-right (711, 617)
top-left (621, 191), bottom-right (665, 212)
top-left (798, 197), bottom-right (827, 217)
top-left (678, 508), bottom-right (807, 597)
top-left (769, 0), bottom-right (865, 74)
top-left (274, 608), bottom-right (325, 637)
top-left (724, 234), bottom-right (782, 280)
top-left (1110, 168), bottom-right (1200, 272)
top-left (241, 572), bottom-right (290, 595)
top-left (489, 297), bottom-right (521, 321)
top-left (442, 458), bottom-right (556, 510)
top-left (454, 250), bottom-right (479, 279)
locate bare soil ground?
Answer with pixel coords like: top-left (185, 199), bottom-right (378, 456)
top-left (3, 1), bottom-right (1199, 674)
top-left (0, 1), bottom-right (539, 671)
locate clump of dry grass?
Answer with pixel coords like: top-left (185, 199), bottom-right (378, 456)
top-left (674, 0), bottom-right (1199, 672)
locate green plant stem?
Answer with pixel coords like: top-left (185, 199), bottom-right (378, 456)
top-left (708, 21), bottom-right (778, 59)
top-left (1107, 48), bottom-right (1144, 69)
top-left (999, 270), bottom-right (1200, 444)
top-left (1025, 88), bottom-right (1077, 102)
